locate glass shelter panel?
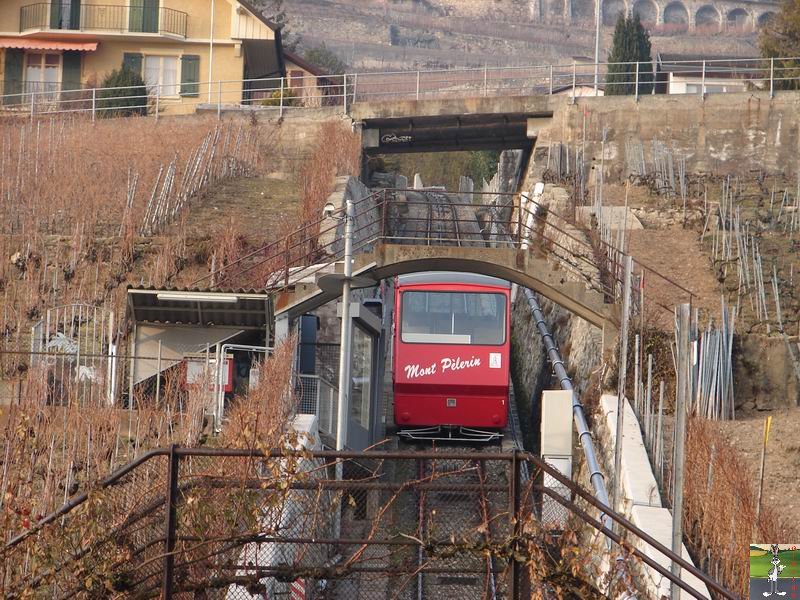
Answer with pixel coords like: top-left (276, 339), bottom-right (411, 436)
top-left (350, 325), bottom-right (372, 430)
top-left (401, 291), bottom-right (506, 345)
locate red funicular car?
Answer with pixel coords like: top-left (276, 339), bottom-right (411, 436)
top-left (393, 272), bottom-right (511, 441)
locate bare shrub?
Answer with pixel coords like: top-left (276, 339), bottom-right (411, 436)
top-left (683, 417), bottom-right (794, 596)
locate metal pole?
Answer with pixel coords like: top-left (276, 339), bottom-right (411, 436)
top-left (612, 255), bottom-right (633, 519)
top-left (549, 64), bottom-right (554, 95)
top-left (416, 71), bottom-right (420, 100)
top-left (572, 62), bottom-right (577, 104)
top-left (30, 90), bottom-right (35, 123)
top-left (279, 77), bottom-right (285, 117)
top-left (483, 64), bottom-right (488, 96)
top-left (155, 340), bottom-right (162, 409)
top-left (154, 86), bottom-right (159, 120)
top-left (635, 61), bottom-right (640, 102)
top-left (770, 57), bottom-right (775, 98)
top-left (353, 73), bottom-right (359, 104)
top-left (335, 198), bottom-right (355, 456)
top-left (91, 88), bottom-right (96, 123)
top-left (343, 74), bottom-right (348, 116)
top-left (162, 444), bottom-right (179, 599)
top-left (701, 60), bottom-right (706, 98)
top-left (756, 415), bottom-right (772, 522)
top-left (594, 0), bottom-right (601, 95)
top-left (671, 303), bottom-right (691, 600)
top-left (217, 80), bottom-right (222, 120)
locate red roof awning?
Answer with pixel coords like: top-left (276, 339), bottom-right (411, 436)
top-left (0, 38), bottom-right (98, 52)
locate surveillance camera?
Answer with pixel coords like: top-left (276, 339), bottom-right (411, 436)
top-left (322, 202), bottom-right (337, 218)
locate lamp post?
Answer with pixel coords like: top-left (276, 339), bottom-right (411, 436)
top-left (335, 198), bottom-right (355, 456)
top-left (594, 0), bottom-right (602, 95)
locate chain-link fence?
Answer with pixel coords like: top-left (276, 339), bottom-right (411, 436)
top-left (1, 447), bottom-right (733, 600)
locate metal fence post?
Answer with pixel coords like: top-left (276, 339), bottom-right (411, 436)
top-left (154, 87), bottom-right (159, 120)
top-left (635, 62), bottom-right (640, 102)
top-left (670, 304), bottom-right (690, 600)
top-left (549, 64), bottom-right (554, 95)
top-left (701, 60), bottom-right (706, 98)
top-left (770, 57), bottom-right (775, 98)
top-left (91, 88), bottom-right (96, 123)
top-left (343, 74), bottom-right (348, 116)
top-left (162, 444), bottom-right (179, 600)
top-left (508, 452), bottom-right (522, 598)
top-left (217, 80), bottom-right (222, 120)
top-left (571, 62), bottom-right (576, 105)
top-left (415, 70), bottom-right (420, 100)
top-left (483, 64), bottom-right (488, 96)
top-left (352, 72), bottom-right (358, 104)
top-left (30, 90), bottom-right (35, 123)
top-left (279, 77), bottom-right (285, 117)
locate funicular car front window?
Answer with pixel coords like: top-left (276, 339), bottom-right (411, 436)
top-left (401, 291), bottom-right (506, 345)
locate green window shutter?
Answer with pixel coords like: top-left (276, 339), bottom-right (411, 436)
top-left (50, 1), bottom-right (62, 28)
top-left (3, 49), bottom-right (23, 104)
top-left (62, 52), bottom-right (82, 91)
top-left (180, 55), bottom-right (200, 97)
top-left (129, 0), bottom-right (144, 32)
top-left (122, 52), bottom-right (143, 76)
top-left (69, 0), bottom-right (81, 30)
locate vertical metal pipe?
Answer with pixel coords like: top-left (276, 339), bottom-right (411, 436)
top-left (671, 303), bottom-right (691, 599)
top-left (613, 255), bottom-right (633, 519)
top-left (594, 0), bottom-right (601, 95)
top-left (416, 71), bottom-right (421, 100)
top-left (279, 77), bottom-right (285, 117)
top-left (155, 340), bottom-right (162, 409)
top-left (549, 64), bottom-right (554, 95)
top-left (343, 74), bottom-right (349, 115)
top-left (162, 445), bottom-right (179, 599)
top-left (91, 88), bottom-right (96, 123)
top-left (701, 60), bottom-right (706, 98)
top-left (336, 198), bottom-right (355, 454)
top-left (572, 62), bottom-right (577, 104)
top-left (770, 57), bottom-right (775, 99)
top-left (217, 80), bottom-right (222, 120)
top-left (635, 61), bottom-right (640, 102)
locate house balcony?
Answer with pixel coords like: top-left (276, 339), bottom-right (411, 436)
top-left (19, 3), bottom-right (188, 39)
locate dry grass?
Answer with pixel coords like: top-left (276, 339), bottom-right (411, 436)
top-left (683, 417), bottom-right (793, 596)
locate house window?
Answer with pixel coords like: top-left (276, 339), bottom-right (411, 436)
top-left (289, 70), bottom-right (304, 89)
top-left (144, 55), bottom-right (178, 96)
top-left (25, 53), bottom-right (60, 97)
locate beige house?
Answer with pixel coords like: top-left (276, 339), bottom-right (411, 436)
top-left (0, 0), bottom-right (327, 112)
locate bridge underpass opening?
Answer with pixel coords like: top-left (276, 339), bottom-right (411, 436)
top-left (360, 112), bottom-right (547, 155)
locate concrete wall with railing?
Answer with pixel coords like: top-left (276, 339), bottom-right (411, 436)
top-left (596, 394), bottom-right (711, 599)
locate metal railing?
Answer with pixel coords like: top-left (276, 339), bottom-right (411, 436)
top-left (1, 447), bottom-right (735, 599)
top-left (296, 373), bottom-right (339, 439)
top-left (0, 56), bottom-right (798, 122)
top-left (190, 188), bottom-right (694, 317)
top-left (20, 3), bottom-right (188, 37)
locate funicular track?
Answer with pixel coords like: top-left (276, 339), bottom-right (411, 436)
top-left (414, 455), bottom-right (502, 600)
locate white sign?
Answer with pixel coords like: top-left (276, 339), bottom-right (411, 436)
top-left (489, 353), bottom-right (502, 369)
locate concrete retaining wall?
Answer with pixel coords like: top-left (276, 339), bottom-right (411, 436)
top-left (597, 394), bottom-right (711, 599)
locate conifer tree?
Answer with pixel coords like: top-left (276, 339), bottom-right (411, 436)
top-left (605, 13), bottom-right (653, 95)
top-left (760, 0), bottom-right (800, 90)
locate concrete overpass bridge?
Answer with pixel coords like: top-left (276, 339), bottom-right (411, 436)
top-left (195, 188), bottom-right (691, 353)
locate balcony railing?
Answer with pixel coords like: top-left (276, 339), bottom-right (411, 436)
top-left (20, 3), bottom-right (188, 38)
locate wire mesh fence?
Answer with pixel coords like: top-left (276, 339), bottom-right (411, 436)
top-left (0, 447), bottom-right (733, 599)
top-left (0, 57), bottom-right (796, 121)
